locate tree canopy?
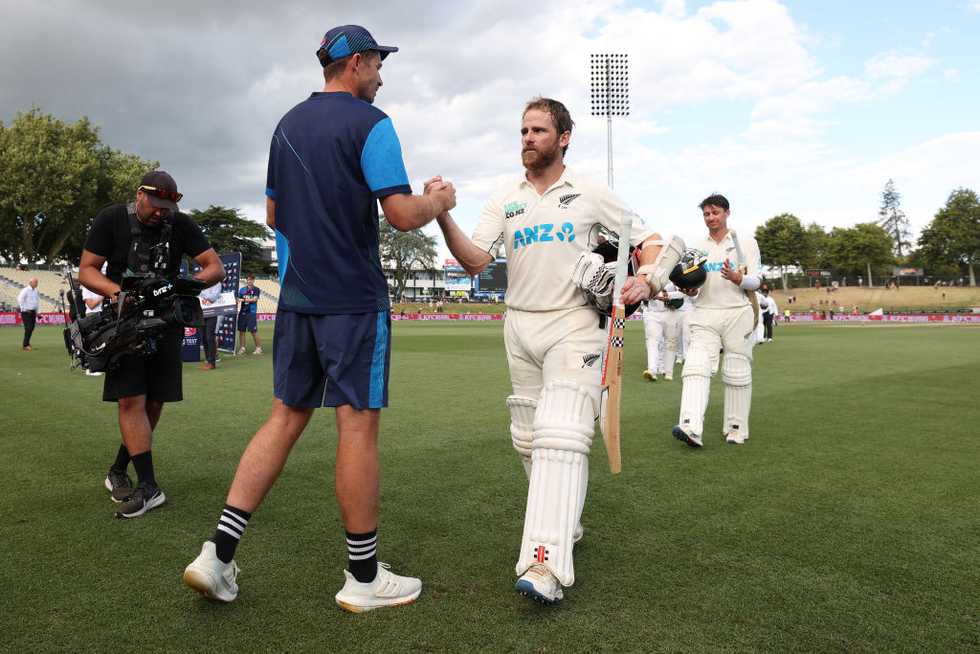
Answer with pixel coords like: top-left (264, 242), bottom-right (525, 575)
top-left (379, 219), bottom-right (437, 301)
top-left (0, 107), bottom-right (157, 265)
top-left (754, 213), bottom-right (807, 289)
top-left (188, 205), bottom-right (273, 275)
top-left (826, 223), bottom-right (894, 278)
top-left (877, 179), bottom-right (912, 257)
top-left (917, 188), bottom-right (980, 286)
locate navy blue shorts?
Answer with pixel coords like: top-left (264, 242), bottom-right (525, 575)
top-left (273, 309), bottom-right (391, 410)
top-left (237, 312), bottom-right (258, 332)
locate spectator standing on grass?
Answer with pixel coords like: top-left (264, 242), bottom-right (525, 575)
top-left (200, 281), bottom-right (222, 370)
top-left (183, 25), bottom-right (456, 611)
top-left (761, 286), bottom-right (776, 342)
top-left (17, 277), bottom-right (39, 351)
top-left (236, 274), bottom-right (262, 355)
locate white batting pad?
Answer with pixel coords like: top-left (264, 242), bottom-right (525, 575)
top-left (678, 344), bottom-right (713, 436)
top-left (507, 395), bottom-right (537, 478)
top-left (643, 314), bottom-right (665, 372)
top-left (722, 353), bottom-right (752, 437)
top-left (636, 235), bottom-right (686, 293)
top-left (516, 381), bottom-right (596, 586)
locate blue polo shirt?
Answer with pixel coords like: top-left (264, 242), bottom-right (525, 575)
top-left (266, 92), bottom-right (411, 314)
top-left (238, 286), bottom-right (260, 314)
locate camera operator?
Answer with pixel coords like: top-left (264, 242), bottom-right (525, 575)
top-left (79, 171), bottom-right (225, 519)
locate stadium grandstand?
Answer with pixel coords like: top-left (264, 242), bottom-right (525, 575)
top-left (251, 279), bottom-right (280, 313)
top-left (0, 268), bottom-right (66, 311)
top-left (0, 266), bottom-right (286, 313)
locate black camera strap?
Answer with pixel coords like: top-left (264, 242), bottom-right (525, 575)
top-left (127, 204), bottom-right (173, 276)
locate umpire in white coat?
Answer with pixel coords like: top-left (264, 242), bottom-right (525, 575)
top-left (673, 194), bottom-right (762, 447)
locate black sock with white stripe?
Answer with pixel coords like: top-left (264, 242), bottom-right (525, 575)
top-left (347, 530), bottom-right (378, 583)
top-left (211, 505), bottom-right (251, 564)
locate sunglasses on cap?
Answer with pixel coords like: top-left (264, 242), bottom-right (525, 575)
top-left (138, 185), bottom-right (183, 203)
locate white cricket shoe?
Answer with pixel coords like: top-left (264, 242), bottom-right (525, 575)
top-left (664, 372), bottom-right (674, 381)
top-left (237, 347), bottom-right (246, 355)
top-left (672, 425), bottom-right (703, 448)
top-left (516, 564), bottom-right (563, 605)
top-left (182, 541), bottom-right (240, 602)
top-left (253, 347), bottom-right (263, 355)
top-left (334, 562), bottom-right (422, 613)
top-left (642, 369), bottom-right (656, 382)
top-left (725, 432), bottom-right (746, 445)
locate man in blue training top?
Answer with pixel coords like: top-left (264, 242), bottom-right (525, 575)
top-left (183, 25), bottom-right (457, 611)
top-left (236, 274), bottom-right (263, 355)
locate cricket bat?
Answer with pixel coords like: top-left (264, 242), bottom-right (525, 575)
top-left (600, 210), bottom-right (633, 475)
top-left (730, 229), bottom-right (759, 336)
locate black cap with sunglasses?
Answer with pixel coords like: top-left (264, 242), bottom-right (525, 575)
top-left (138, 170), bottom-right (183, 210)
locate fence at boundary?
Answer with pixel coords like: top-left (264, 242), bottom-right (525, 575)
top-left (5, 311), bottom-right (980, 327)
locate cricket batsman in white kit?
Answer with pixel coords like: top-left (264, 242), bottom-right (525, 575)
top-left (430, 97), bottom-right (685, 604)
top-left (642, 283), bottom-right (686, 381)
top-left (673, 194), bottom-right (762, 447)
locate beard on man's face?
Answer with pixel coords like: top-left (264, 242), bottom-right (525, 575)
top-left (522, 143), bottom-right (560, 171)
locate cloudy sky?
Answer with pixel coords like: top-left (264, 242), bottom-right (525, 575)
top-left (2, 0), bottom-right (979, 257)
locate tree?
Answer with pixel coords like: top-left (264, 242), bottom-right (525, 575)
top-left (188, 206), bottom-right (273, 274)
top-left (754, 213), bottom-right (807, 290)
top-left (827, 223), bottom-right (894, 282)
top-left (917, 188), bottom-right (980, 286)
top-left (877, 179), bottom-right (912, 257)
top-left (801, 222), bottom-right (830, 271)
top-left (0, 107), bottom-right (156, 265)
top-left (378, 219), bottom-right (437, 301)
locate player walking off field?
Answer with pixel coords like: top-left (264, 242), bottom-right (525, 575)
top-left (432, 97), bottom-right (684, 604)
top-left (673, 194), bottom-right (762, 447)
top-left (642, 283), bottom-right (685, 381)
top-left (182, 25), bottom-right (456, 611)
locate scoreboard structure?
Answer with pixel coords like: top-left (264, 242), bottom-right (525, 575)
top-left (473, 258), bottom-right (507, 300)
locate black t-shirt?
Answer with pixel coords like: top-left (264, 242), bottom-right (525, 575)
top-left (83, 204), bottom-right (211, 284)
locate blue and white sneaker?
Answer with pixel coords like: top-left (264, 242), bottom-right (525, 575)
top-left (516, 564), bottom-right (563, 605)
top-left (672, 425), bottom-right (703, 448)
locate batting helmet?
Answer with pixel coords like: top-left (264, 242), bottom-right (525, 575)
top-left (669, 249), bottom-right (708, 290)
top-left (591, 240), bottom-right (642, 317)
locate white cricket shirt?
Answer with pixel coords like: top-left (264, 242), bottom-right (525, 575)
top-left (471, 168), bottom-right (654, 311)
top-left (693, 230), bottom-right (762, 310)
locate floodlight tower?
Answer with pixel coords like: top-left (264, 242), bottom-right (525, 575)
top-left (590, 53), bottom-right (630, 189)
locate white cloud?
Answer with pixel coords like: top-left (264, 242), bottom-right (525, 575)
top-left (0, 0), bottom-right (972, 258)
top-left (864, 53), bottom-right (935, 80)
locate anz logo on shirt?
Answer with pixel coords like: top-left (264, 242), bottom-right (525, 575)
top-left (512, 223), bottom-right (575, 251)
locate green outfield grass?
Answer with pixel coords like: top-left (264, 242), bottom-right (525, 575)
top-left (1, 322), bottom-right (978, 653)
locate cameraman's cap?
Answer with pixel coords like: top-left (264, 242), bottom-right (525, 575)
top-left (316, 25), bottom-right (397, 66)
top-left (138, 170), bottom-right (182, 210)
